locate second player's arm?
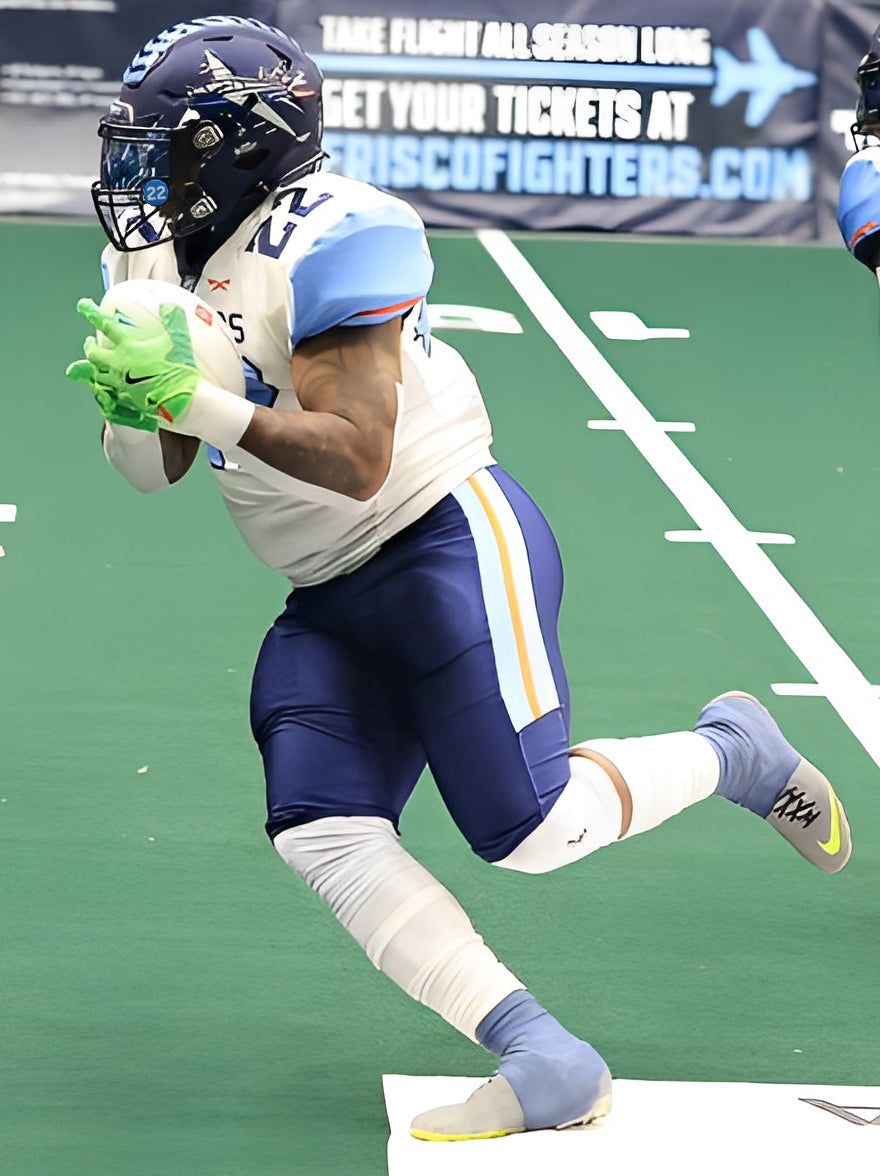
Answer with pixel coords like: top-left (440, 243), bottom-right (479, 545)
top-left (237, 317), bottom-right (401, 501)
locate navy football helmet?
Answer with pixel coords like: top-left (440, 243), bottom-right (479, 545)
top-left (93, 16), bottom-right (324, 251)
top-left (853, 25), bottom-right (880, 144)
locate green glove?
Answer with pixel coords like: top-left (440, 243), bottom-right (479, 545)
top-left (73, 298), bottom-right (199, 425)
top-left (65, 358), bottom-right (159, 432)
top-left (68, 295), bottom-right (255, 450)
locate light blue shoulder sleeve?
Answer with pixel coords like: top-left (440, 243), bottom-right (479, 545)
top-left (290, 201), bottom-right (434, 346)
top-left (838, 147), bottom-right (880, 268)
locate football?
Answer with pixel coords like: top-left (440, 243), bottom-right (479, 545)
top-left (98, 278), bottom-right (245, 397)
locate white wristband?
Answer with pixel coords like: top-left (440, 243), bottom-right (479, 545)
top-left (164, 379), bottom-right (255, 451)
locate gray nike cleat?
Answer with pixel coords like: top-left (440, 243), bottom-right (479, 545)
top-left (410, 1076), bottom-right (526, 1141)
top-left (410, 1073), bottom-right (611, 1142)
top-left (696, 691), bottom-right (852, 873)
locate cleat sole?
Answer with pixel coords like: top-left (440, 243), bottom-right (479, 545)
top-left (411, 1126), bottom-right (525, 1142)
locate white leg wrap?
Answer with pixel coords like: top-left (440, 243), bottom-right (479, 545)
top-left (582, 731), bottom-right (720, 839)
top-left (494, 753), bottom-right (622, 874)
top-left (273, 816), bottom-right (523, 1041)
top-left (496, 730), bottom-right (720, 874)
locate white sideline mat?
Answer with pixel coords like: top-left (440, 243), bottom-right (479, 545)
top-left (384, 1075), bottom-right (880, 1176)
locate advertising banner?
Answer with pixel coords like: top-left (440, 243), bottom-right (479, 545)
top-left (279, 0), bottom-right (824, 237)
top-left (0, 0), bottom-right (878, 239)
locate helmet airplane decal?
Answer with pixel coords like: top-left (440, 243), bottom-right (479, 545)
top-left (188, 50), bottom-right (317, 137)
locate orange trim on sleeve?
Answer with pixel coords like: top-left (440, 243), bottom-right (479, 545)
top-left (350, 297), bottom-right (421, 319)
top-left (848, 220), bottom-right (878, 249)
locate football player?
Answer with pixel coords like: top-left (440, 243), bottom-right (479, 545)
top-left (839, 26), bottom-right (880, 274)
top-left (68, 17), bottom-right (852, 1141)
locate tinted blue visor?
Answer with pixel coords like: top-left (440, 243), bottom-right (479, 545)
top-left (99, 126), bottom-right (171, 191)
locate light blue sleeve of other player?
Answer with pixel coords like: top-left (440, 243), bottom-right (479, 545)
top-left (290, 203), bottom-right (434, 347)
top-left (838, 147), bottom-right (880, 267)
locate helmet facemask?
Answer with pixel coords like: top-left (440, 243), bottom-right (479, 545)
top-left (92, 117), bottom-right (225, 251)
top-left (852, 56), bottom-right (880, 149)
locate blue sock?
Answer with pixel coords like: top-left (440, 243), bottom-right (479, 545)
top-left (695, 697), bottom-right (799, 817)
top-left (476, 990), bottom-right (610, 1130)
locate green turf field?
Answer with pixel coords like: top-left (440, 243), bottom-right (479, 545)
top-left (1, 221), bottom-right (878, 1175)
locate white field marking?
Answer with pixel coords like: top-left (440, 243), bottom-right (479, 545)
top-left (386, 1076), bottom-right (880, 1176)
top-left (0, 504), bottom-right (17, 523)
top-left (478, 228), bottom-right (880, 768)
top-left (427, 304), bottom-right (523, 334)
top-left (589, 419), bottom-right (695, 432)
top-left (590, 310), bottom-right (690, 340)
top-left (0, 546), bottom-right (4, 558)
top-left (773, 682), bottom-right (880, 698)
top-left (666, 529), bottom-right (795, 546)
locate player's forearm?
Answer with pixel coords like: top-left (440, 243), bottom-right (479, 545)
top-left (110, 319), bottom-right (400, 497)
top-left (102, 423), bottom-right (198, 490)
top-left (244, 324), bottom-right (400, 499)
top-left (238, 401), bottom-right (393, 500)
top-left (102, 423), bottom-right (169, 492)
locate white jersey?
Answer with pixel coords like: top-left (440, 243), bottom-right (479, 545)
top-left (102, 170), bottom-right (494, 585)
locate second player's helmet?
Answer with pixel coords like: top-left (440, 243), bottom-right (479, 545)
top-left (854, 24), bottom-right (880, 143)
top-left (93, 16), bottom-right (324, 251)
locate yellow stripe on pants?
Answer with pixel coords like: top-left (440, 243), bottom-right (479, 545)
top-left (467, 474), bottom-right (542, 722)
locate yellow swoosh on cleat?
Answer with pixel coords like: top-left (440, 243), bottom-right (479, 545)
top-left (818, 789), bottom-right (842, 856)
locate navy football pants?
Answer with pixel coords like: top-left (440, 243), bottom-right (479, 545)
top-left (251, 466), bottom-right (572, 862)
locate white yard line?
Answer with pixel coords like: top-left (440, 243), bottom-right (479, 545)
top-left (773, 682), bottom-right (880, 698)
top-left (477, 228), bottom-right (880, 768)
top-left (589, 419), bottom-right (696, 432)
top-left (665, 529), bottom-right (795, 545)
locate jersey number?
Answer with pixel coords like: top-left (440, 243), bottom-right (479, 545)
top-left (247, 189), bottom-right (333, 260)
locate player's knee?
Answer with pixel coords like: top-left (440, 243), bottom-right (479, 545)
top-left (470, 826), bottom-right (560, 874)
top-left (491, 756), bottom-right (625, 874)
top-left (468, 818), bottom-right (565, 875)
top-left (273, 814), bottom-right (398, 887)
top-left (489, 839), bottom-right (558, 875)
